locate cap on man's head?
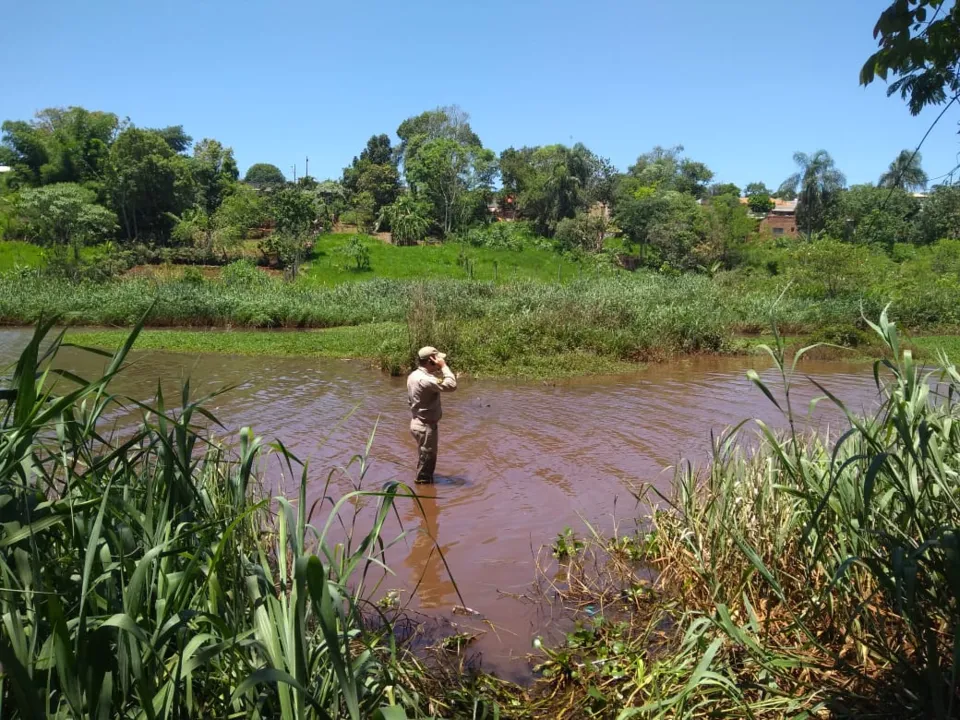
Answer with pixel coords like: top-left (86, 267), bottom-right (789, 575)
top-left (417, 346), bottom-right (446, 361)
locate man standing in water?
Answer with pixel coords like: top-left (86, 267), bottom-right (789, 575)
top-left (407, 346), bottom-right (457, 483)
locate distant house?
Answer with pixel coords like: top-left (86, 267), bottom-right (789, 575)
top-left (588, 201), bottom-right (611, 221)
top-left (763, 198), bottom-right (798, 237)
top-left (740, 197), bottom-right (799, 238)
top-left (487, 194), bottom-right (517, 221)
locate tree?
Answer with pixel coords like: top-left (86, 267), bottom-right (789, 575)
top-left (744, 182), bottom-right (771, 197)
top-left (263, 187), bottom-right (316, 278)
top-left (918, 185), bottom-right (960, 244)
top-left (747, 193), bottom-right (775, 214)
top-left (614, 179), bottom-right (706, 268)
top-left (788, 239), bottom-right (888, 299)
top-left (148, 125), bottom-right (192, 154)
top-left (709, 182), bottom-right (741, 197)
top-left (554, 211), bottom-right (611, 253)
top-left (396, 105), bottom-right (481, 174)
top-left (191, 139), bottom-right (239, 214)
top-left (0, 120), bottom-right (50, 187)
top-left (212, 183), bottom-right (268, 247)
top-left (824, 184), bottom-right (921, 248)
top-left (627, 145), bottom-right (714, 198)
top-left (341, 135), bottom-right (400, 223)
top-left (779, 150), bottom-right (846, 237)
top-left (244, 163), bottom-right (286, 187)
top-left (645, 192), bottom-right (706, 269)
top-left (170, 207), bottom-right (213, 249)
top-left (499, 143), bottom-right (612, 236)
top-left (353, 163), bottom-right (400, 213)
top-left (357, 133), bottom-right (394, 166)
top-left (879, 150), bottom-right (928, 191)
top-left (861, 1), bottom-right (960, 115)
top-left (379, 195), bottom-right (431, 245)
top-left (406, 138), bottom-right (496, 236)
top-left (701, 193), bottom-right (756, 267)
top-left (105, 127), bottom-right (196, 242)
top-left (270, 187), bottom-right (316, 236)
top-left (313, 180), bottom-right (347, 224)
top-left (18, 183), bottom-right (117, 261)
top-left (1, 107), bottom-right (119, 190)
top-left (350, 191), bottom-right (377, 233)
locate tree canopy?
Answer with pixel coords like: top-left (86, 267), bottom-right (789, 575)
top-left (0, 107), bottom-right (119, 190)
top-left (396, 105), bottom-right (481, 176)
top-left (341, 134), bottom-right (400, 228)
top-left (862, 0), bottom-right (960, 115)
top-left (105, 127), bottom-right (197, 241)
top-left (244, 163), bottom-right (286, 186)
top-left (879, 150), bottom-right (928, 191)
top-left (627, 145), bottom-right (714, 199)
top-left (18, 183), bottom-right (117, 260)
top-left (500, 143), bottom-right (615, 236)
top-left (406, 138), bottom-right (496, 236)
top-left (779, 150), bottom-right (846, 237)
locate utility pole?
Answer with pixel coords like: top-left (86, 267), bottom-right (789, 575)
top-left (305, 156), bottom-right (309, 180)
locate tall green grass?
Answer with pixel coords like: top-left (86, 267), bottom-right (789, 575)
top-left (4, 262), bottom-right (960, 377)
top-left (527, 310), bottom-right (960, 717)
top-left (0, 272), bottom-right (735, 377)
top-left (0, 317), bottom-right (451, 718)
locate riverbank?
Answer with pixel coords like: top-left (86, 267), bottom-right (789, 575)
top-left (6, 268), bottom-right (960, 378)
top-left (62, 325), bottom-right (960, 381)
top-left (66, 326), bottom-right (646, 379)
top-left (4, 263), bottom-right (960, 377)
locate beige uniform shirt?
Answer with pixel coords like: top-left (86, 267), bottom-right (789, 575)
top-left (407, 366), bottom-right (457, 426)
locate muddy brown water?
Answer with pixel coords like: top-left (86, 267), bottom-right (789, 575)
top-left (0, 329), bottom-right (884, 682)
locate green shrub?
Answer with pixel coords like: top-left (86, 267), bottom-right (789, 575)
top-left (787, 238), bottom-right (892, 299)
top-left (181, 265), bottom-right (206, 285)
top-left (808, 322), bottom-right (872, 347)
top-left (341, 235), bottom-right (372, 272)
top-left (457, 221), bottom-right (545, 251)
top-left (222, 258), bottom-right (268, 287)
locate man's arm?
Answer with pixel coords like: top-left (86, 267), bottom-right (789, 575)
top-left (435, 364), bottom-right (457, 392)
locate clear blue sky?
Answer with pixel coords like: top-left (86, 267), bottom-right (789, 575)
top-left (3, 0), bottom-right (958, 189)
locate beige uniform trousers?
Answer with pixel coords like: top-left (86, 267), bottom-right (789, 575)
top-left (410, 419), bottom-right (438, 483)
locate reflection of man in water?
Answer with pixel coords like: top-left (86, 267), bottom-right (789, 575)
top-left (407, 346), bottom-right (457, 484)
top-left (404, 493), bottom-right (453, 608)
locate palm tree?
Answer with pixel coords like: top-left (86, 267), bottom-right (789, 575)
top-left (779, 150), bottom-right (846, 238)
top-left (879, 150), bottom-right (928, 192)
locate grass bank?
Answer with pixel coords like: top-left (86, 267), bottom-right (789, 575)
top-left (3, 272), bottom-right (734, 378)
top-left (300, 234), bottom-right (580, 285)
top-left (6, 249), bottom-right (960, 378)
top-left (0, 239), bottom-right (45, 271)
top-left (66, 326), bottom-right (644, 379)
top-left (70, 323), bottom-right (405, 361)
top-left (0, 240), bottom-right (114, 272)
